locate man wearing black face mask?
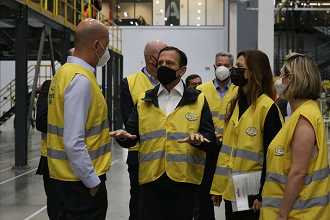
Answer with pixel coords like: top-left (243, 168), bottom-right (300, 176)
top-left (120, 40), bottom-right (167, 220)
top-left (196, 52), bottom-right (237, 220)
top-left (111, 46), bottom-right (216, 220)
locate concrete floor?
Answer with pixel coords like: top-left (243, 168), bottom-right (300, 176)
top-left (0, 118), bottom-right (225, 220)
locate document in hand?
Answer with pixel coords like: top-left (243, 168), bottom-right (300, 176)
top-left (232, 171), bottom-right (261, 212)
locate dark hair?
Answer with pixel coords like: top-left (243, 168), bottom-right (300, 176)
top-left (158, 46), bottom-right (188, 67)
top-left (185, 74), bottom-right (201, 85)
top-left (225, 49), bottom-right (275, 124)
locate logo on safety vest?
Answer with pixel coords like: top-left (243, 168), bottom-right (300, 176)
top-left (275, 145), bottom-right (285, 156)
top-left (246, 126), bottom-right (258, 136)
top-left (185, 112), bottom-right (198, 121)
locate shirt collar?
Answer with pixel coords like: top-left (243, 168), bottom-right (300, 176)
top-left (157, 80), bottom-right (184, 97)
top-left (143, 67), bottom-right (158, 86)
top-left (213, 79), bottom-right (231, 90)
top-left (66, 56), bottom-right (95, 73)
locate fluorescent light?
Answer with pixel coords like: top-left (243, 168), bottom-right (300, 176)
top-left (160, 9), bottom-right (164, 13)
top-left (197, 10), bottom-right (201, 13)
top-left (198, 2), bottom-right (202, 5)
top-left (197, 24), bottom-right (200, 26)
top-left (156, 0), bottom-right (159, 4)
top-left (130, 21), bottom-right (133, 24)
top-left (197, 17), bottom-right (200, 20)
top-left (170, 24), bottom-right (173, 26)
top-left (164, 17), bottom-right (168, 21)
top-left (124, 12), bottom-right (128, 17)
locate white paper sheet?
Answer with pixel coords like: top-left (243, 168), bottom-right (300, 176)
top-left (232, 171), bottom-right (261, 212)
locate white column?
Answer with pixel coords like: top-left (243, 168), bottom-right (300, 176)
top-left (229, 1), bottom-right (237, 56)
top-left (258, 0), bottom-right (274, 72)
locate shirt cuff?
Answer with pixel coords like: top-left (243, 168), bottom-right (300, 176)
top-left (82, 172), bottom-right (101, 188)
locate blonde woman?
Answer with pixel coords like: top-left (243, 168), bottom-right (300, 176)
top-left (211, 49), bottom-right (283, 219)
top-left (261, 53), bottom-right (330, 220)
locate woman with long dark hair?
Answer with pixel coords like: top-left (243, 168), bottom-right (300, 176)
top-left (210, 49), bottom-right (283, 219)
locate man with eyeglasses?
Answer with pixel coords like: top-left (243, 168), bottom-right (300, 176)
top-left (196, 51), bottom-right (237, 220)
top-left (120, 40), bottom-right (167, 220)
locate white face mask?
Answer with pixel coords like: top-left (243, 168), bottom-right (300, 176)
top-left (275, 76), bottom-right (290, 99)
top-left (95, 42), bottom-right (110, 67)
top-left (215, 66), bottom-right (230, 81)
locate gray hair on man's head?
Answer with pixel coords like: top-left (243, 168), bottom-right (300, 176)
top-left (215, 52), bottom-right (234, 66)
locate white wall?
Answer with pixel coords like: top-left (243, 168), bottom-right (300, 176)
top-left (121, 26), bottom-right (227, 84)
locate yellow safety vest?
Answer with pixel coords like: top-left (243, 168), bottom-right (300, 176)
top-left (197, 81), bottom-right (237, 136)
top-left (127, 71), bottom-right (154, 151)
top-left (47, 63), bottom-right (111, 181)
top-left (260, 100), bottom-right (330, 220)
top-left (41, 132), bottom-right (47, 157)
top-left (137, 92), bottom-right (206, 185)
top-left (211, 94), bottom-right (280, 206)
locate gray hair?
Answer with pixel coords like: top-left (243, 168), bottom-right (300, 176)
top-left (215, 52), bottom-right (234, 66)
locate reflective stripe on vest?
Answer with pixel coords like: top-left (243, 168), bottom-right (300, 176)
top-left (220, 144), bottom-right (232, 155)
top-left (217, 128), bottom-right (223, 135)
top-left (139, 150), bottom-right (165, 163)
top-left (232, 148), bottom-right (264, 163)
top-left (266, 166), bottom-right (330, 185)
top-left (48, 119), bottom-right (108, 138)
top-left (167, 132), bottom-right (190, 141)
top-left (262, 192), bottom-right (330, 210)
top-left (47, 142), bottom-right (111, 161)
top-left (215, 166), bottom-right (229, 176)
top-left (219, 114), bottom-right (225, 120)
top-left (167, 154), bottom-right (205, 165)
top-left (41, 132), bottom-right (47, 140)
top-left (211, 111), bottom-right (219, 117)
top-left (48, 124), bottom-right (64, 137)
top-left (140, 129), bottom-right (166, 143)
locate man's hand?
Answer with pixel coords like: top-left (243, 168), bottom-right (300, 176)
top-left (215, 132), bottom-right (223, 140)
top-left (252, 199), bottom-right (261, 212)
top-left (211, 195), bottom-right (222, 207)
top-left (177, 133), bottom-right (210, 145)
top-left (109, 129), bottom-right (137, 139)
top-left (90, 183), bottom-right (101, 197)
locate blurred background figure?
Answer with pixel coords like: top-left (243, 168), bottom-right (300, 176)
top-left (186, 74), bottom-right (202, 88)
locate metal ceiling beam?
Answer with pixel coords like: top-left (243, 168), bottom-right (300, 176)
top-left (0, 28), bottom-right (14, 50)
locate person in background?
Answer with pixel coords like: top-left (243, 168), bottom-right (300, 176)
top-left (47, 19), bottom-right (111, 219)
top-left (211, 49), bottom-right (283, 220)
top-left (195, 52), bottom-right (237, 220)
top-left (120, 40), bottom-right (167, 220)
top-left (186, 74), bottom-right (202, 89)
top-left (35, 47), bottom-right (74, 220)
top-left (111, 46), bottom-right (216, 220)
top-left (260, 53), bottom-right (330, 220)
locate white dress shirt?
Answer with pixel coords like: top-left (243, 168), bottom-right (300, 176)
top-left (158, 80), bottom-right (184, 117)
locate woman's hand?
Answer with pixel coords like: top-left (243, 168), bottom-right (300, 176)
top-left (276, 214), bottom-right (287, 220)
top-left (211, 195), bottom-right (222, 207)
top-left (252, 199), bottom-right (261, 212)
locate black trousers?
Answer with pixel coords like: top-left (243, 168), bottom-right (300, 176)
top-left (55, 175), bottom-right (108, 220)
top-left (43, 174), bottom-right (62, 219)
top-left (128, 164), bottom-right (139, 220)
top-left (36, 156), bottom-right (61, 220)
top-left (139, 174), bottom-right (198, 220)
top-left (224, 200), bottom-right (259, 220)
top-left (194, 147), bottom-right (220, 220)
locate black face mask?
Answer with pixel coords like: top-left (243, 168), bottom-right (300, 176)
top-left (157, 66), bottom-right (181, 85)
top-left (230, 67), bottom-right (248, 87)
